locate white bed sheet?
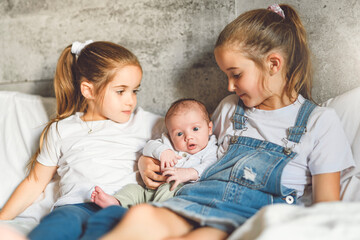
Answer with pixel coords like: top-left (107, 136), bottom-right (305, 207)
top-left (229, 201), bottom-right (360, 240)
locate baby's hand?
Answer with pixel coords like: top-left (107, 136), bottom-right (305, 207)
top-left (162, 168), bottom-right (199, 191)
top-left (160, 149), bottom-right (181, 170)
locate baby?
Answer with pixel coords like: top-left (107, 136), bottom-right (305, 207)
top-left (91, 98), bottom-right (218, 208)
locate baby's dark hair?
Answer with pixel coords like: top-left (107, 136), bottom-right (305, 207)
top-left (165, 98), bottom-right (211, 125)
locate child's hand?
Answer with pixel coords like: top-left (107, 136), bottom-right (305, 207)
top-left (162, 168), bottom-right (199, 191)
top-left (138, 156), bottom-right (166, 190)
top-left (160, 149), bottom-right (181, 170)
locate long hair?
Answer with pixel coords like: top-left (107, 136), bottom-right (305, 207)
top-left (215, 4), bottom-right (313, 102)
top-left (28, 41), bottom-right (141, 171)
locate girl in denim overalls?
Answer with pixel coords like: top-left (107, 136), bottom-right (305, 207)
top-left (101, 4), bottom-right (355, 240)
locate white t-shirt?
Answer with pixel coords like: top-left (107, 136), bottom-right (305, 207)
top-left (143, 133), bottom-right (218, 177)
top-left (212, 94), bottom-right (355, 198)
top-left (37, 107), bottom-right (164, 207)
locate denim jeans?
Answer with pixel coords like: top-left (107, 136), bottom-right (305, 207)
top-left (80, 205), bottom-right (128, 240)
top-left (28, 203), bottom-right (127, 240)
top-left (28, 203), bottom-right (101, 240)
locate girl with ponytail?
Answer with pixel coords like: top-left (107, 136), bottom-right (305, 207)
top-left (0, 41), bottom-right (163, 239)
top-left (101, 4), bottom-right (354, 240)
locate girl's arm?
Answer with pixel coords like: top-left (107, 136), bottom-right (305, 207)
top-left (312, 172), bottom-right (340, 204)
top-left (138, 155), bottom-right (166, 190)
top-left (0, 162), bottom-right (57, 220)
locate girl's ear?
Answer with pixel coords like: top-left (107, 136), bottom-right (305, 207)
top-left (80, 80), bottom-right (95, 100)
top-left (267, 53), bottom-right (283, 76)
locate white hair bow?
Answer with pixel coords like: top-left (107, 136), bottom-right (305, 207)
top-left (71, 40), bottom-right (94, 56)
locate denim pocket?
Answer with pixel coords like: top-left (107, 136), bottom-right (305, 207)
top-left (229, 150), bottom-right (284, 192)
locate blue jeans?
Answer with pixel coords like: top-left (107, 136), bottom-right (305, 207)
top-left (80, 205), bottom-right (128, 240)
top-left (28, 203), bottom-right (127, 240)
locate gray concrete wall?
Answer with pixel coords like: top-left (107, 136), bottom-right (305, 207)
top-left (1, 0), bottom-right (359, 115)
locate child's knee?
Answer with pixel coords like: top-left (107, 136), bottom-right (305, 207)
top-left (125, 204), bottom-right (157, 221)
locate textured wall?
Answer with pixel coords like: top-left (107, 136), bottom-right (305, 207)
top-left (1, 0), bottom-right (359, 115)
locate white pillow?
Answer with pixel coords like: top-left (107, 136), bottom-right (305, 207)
top-left (322, 87), bottom-right (360, 201)
top-left (0, 91), bottom-right (57, 233)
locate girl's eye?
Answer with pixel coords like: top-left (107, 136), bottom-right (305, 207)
top-left (193, 127), bottom-right (199, 131)
top-left (133, 89), bottom-right (140, 94)
top-left (116, 90), bottom-right (124, 95)
top-left (177, 132), bottom-right (183, 137)
top-left (233, 74), bottom-right (241, 79)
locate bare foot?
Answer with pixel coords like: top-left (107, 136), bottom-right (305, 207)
top-left (91, 186), bottom-right (120, 208)
top-left (0, 224), bottom-right (28, 240)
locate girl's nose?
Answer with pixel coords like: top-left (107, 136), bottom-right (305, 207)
top-left (228, 80), bottom-right (235, 92)
top-left (126, 94), bottom-right (135, 106)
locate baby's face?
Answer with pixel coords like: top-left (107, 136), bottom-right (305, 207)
top-left (166, 108), bottom-right (212, 154)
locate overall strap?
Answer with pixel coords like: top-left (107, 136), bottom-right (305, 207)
top-left (232, 99), bottom-right (247, 130)
top-left (287, 100), bottom-right (317, 143)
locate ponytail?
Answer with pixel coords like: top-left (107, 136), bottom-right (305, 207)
top-left (27, 45), bottom-right (82, 171)
top-left (54, 45), bottom-right (86, 119)
top-left (280, 4), bottom-right (313, 101)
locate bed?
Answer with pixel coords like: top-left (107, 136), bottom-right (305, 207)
top-left (0, 87), bottom-right (360, 239)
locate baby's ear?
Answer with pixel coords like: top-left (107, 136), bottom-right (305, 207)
top-left (208, 121), bottom-right (213, 135)
top-left (80, 79), bottom-right (95, 100)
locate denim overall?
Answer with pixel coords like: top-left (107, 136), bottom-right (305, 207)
top-left (155, 99), bottom-right (316, 234)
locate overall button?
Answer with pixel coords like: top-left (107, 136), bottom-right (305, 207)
top-left (182, 153), bottom-right (187, 157)
top-left (285, 195), bottom-right (294, 204)
top-left (283, 147), bottom-right (292, 155)
top-left (230, 136), bottom-right (238, 144)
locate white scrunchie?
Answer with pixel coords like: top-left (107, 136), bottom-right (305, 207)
top-left (71, 40), bottom-right (94, 56)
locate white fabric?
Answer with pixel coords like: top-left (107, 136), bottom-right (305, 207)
top-left (0, 91), bottom-right (58, 233)
top-left (71, 40), bottom-right (93, 56)
top-left (0, 92), bottom-right (56, 208)
top-left (37, 109), bottom-right (163, 207)
top-left (228, 201), bottom-right (360, 240)
top-left (211, 94), bottom-right (355, 198)
top-left (143, 133), bottom-right (218, 176)
top-left (322, 87), bottom-right (360, 201)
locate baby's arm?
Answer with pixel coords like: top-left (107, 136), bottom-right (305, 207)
top-left (162, 168), bottom-right (199, 191)
top-left (312, 172), bottom-right (340, 203)
top-left (0, 162), bottom-right (57, 220)
top-left (143, 136), bottom-right (181, 170)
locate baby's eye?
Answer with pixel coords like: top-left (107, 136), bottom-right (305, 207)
top-left (193, 127), bottom-right (199, 131)
top-left (177, 132), bottom-right (183, 137)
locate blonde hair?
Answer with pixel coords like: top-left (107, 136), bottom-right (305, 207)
top-left (28, 41), bottom-right (141, 171)
top-left (215, 4), bottom-right (313, 101)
